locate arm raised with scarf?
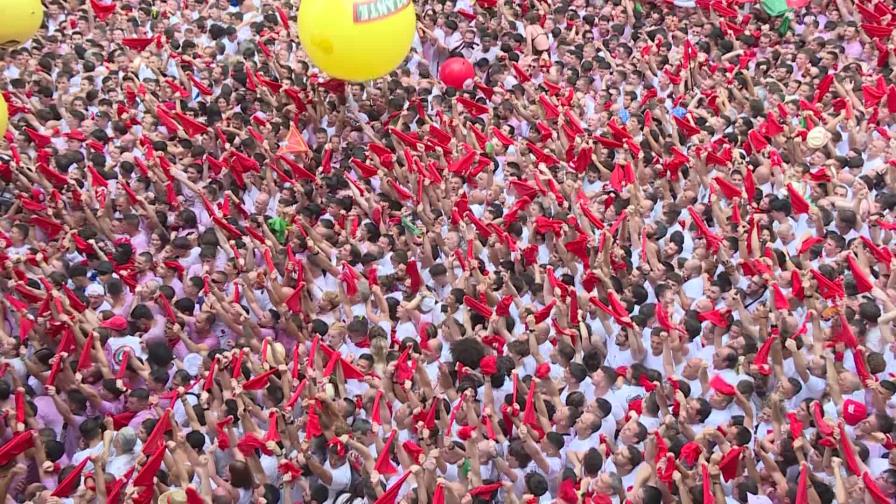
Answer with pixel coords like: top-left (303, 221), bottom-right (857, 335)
top-left (756, 438), bottom-right (789, 491)
top-left (519, 425), bottom-right (551, 475)
top-left (627, 323), bottom-right (647, 362)
top-left (784, 337), bottom-right (811, 384)
top-left (826, 356), bottom-right (844, 409)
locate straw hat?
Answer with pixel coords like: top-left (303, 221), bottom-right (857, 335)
top-left (806, 127), bottom-right (830, 149)
top-left (157, 489), bottom-right (187, 504)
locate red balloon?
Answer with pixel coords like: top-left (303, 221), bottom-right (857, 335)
top-left (439, 57), bottom-right (474, 89)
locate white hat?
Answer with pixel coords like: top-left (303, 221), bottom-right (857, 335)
top-left (85, 284), bottom-right (104, 297)
top-left (183, 353), bottom-right (203, 377)
top-left (806, 127), bottom-right (830, 149)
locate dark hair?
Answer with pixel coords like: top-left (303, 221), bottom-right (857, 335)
top-left (525, 472), bottom-right (549, 496)
top-left (229, 460), bottom-right (254, 489)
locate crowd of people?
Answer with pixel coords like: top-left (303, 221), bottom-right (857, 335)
top-left (0, 0), bottom-right (895, 502)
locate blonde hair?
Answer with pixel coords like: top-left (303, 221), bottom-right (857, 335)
top-left (371, 336), bottom-right (389, 374)
top-left (321, 291), bottom-right (340, 306)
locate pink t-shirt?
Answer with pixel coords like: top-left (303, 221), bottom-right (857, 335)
top-left (127, 408), bottom-right (157, 432)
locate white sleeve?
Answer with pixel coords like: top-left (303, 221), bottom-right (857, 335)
top-left (331, 463), bottom-right (351, 494)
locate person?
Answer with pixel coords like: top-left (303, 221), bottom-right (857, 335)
top-left (0, 0), bottom-right (895, 503)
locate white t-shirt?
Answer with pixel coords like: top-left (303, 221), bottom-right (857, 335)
top-left (325, 460), bottom-right (352, 503)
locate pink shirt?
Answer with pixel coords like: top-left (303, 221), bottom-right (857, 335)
top-left (844, 40), bottom-right (863, 60)
top-left (33, 396), bottom-right (64, 438)
top-left (141, 320), bottom-right (167, 344)
top-left (127, 408), bottom-right (157, 432)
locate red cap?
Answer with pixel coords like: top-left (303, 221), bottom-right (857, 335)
top-left (100, 315), bottom-right (128, 331)
top-left (842, 398), bottom-right (868, 426)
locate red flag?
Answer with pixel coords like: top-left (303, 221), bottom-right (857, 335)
top-left (142, 409), bottom-right (171, 455)
top-left (374, 430), bottom-right (398, 475)
top-left (847, 254), bottom-right (874, 293)
top-left (46, 355), bottom-right (63, 387)
top-left (50, 457), bottom-right (90, 497)
top-left (463, 295), bottom-right (493, 318)
top-left (710, 374), bottom-right (736, 395)
top-left (203, 357), bottom-right (218, 391)
top-left (714, 176), bottom-right (742, 199)
top-left (812, 402), bottom-right (833, 436)
top-left (811, 269), bottom-right (844, 300)
top-left (242, 369), bottom-right (278, 391)
top-left (718, 446), bottom-right (743, 482)
top-left (77, 333), bottom-right (95, 371)
top-left (433, 483), bottom-right (446, 504)
top-left (795, 463), bottom-right (809, 504)
top-left (173, 111), bottom-right (209, 137)
top-left (702, 464), bottom-right (713, 504)
top-left (0, 430), bottom-right (33, 466)
top-left (278, 123), bottom-right (309, 154)
top-left (863, 471), bottom-right (893, 504)
top-left (406, 259), bottom-right (421, 294)
top-left (743, 167), bottom-right (756, 201)
top-left (373, 471), bottom-right (412, 504)
top-left (456, 96), bottom-right (489, 116)
top-left (787, 184), bottom-right (810, 215)
top-left (839, 423), bottom-right (861, 475)
top-left (772, 284), bottom-right (789, 311)
top-left (90, 0), bottom-right (117, 20)
top-left (862, 23), bottom-right (894, 39)
top-left (122, 38), bottom-right (154, 52)
top-left (747, 130), bottom-right (769, 152)
top-left (673, 115), bottom-right (701, 138)
top-left (698, 308), bottom-right (730, 328)
top-left (189, 74), bottom-right (213, 96)
top-left (512, 62), bottom-right (531, 84)
top-left (133, 445), bottom-right (166, 487)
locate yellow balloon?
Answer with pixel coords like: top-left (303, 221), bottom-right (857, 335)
top-left (298, 0), bottom-right (416, 82)
top-left (0, 94), bottom-right (6, 139)
top-left (0, 0), bottom-right (43, 48)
